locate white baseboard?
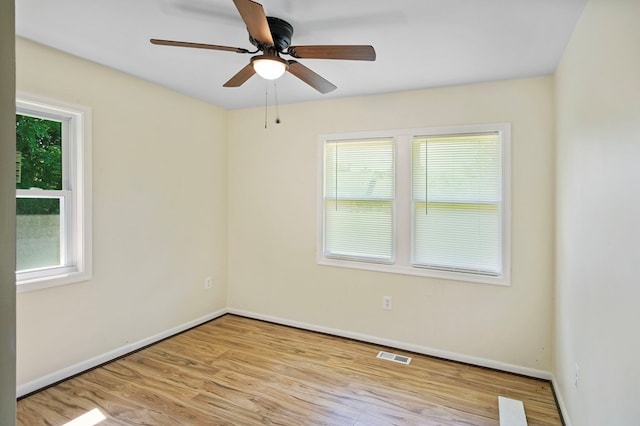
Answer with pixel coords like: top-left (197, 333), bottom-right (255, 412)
top-left (227, 308), bottom-right (553, 381)
top-left (17, 309), bottom-right (228, 398)
top-left (551, 375), bottom-right (572, 426)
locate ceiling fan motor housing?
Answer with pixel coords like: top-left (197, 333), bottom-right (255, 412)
top-left (249, 17), bottom-right (294, 52)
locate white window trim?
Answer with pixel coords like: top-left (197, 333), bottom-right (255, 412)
top-left (16, 93), bottom-right (92, 293)
top-left (317, 123), bottom-right (511, 286)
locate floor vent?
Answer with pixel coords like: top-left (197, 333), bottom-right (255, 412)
top-left (376, 351), bottom-right (412, 365)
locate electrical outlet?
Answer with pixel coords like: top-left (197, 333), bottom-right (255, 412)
top-left (383, 296), bottom-right (393, 310)
top-left (574, 362), bottom-right (580, 388)
top-left (204, 277), bottom-right (212, 289)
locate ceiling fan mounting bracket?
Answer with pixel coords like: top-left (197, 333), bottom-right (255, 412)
top-left (249, 16), bottom-right (293, 52)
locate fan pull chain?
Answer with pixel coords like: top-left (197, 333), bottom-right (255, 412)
top-left (264, 81), bottom-right (269, 129)
top-left (264, 81), bottom-right (282, 128)
top-left (274, 80), bottom-right (281, 124)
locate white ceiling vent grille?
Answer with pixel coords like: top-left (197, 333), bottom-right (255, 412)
top-left (377, 351), bottom-right (412, 365)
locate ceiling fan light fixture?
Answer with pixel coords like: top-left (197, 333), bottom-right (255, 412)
top-left (251, 55), bottom-right (288, 80)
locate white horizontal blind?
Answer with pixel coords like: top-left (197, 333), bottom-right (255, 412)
top-left (324, 139), bottom-right (395, 262)
top-left (411, 133), bottom-right (502, 275)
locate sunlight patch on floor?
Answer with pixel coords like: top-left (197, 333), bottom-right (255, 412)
top-left (62, 408), bottom-right (106, 426)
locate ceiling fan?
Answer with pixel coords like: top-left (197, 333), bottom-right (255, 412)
top-left (150, 0), bottom-right (376, 94)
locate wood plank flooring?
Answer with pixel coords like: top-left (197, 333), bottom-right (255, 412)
top-left (17, 315), bottom-right (563, 425)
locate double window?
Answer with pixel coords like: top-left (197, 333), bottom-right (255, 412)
top-left (318, 124), bottom-right (510, 285)
top-left (16, 95), bottom-right (92, 292)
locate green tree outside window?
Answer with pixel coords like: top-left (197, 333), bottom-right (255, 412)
top-left (15, 114), bottom-right (62, 215)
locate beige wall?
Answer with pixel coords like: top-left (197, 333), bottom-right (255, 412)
top-left (1, 0), bottom-right (16, 423)
top-left (14, 17), bottom-right (572, 408)
top-left (555, 0), bottom-right (640, 424)
top-left (228, 77), bottom-right (555, 370)
top-left (14, 3), bottom-right (640, 423)
top-left (15, 38), bottom-right (229, 386)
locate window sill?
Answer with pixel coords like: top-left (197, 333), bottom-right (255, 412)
top-left (317, 257), bottom-right (510, 287)
top-left (17, 269), bottom-right (91, 293)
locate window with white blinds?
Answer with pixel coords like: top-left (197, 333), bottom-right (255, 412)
top-left (411, 133), bottom-right (502, 276)
top-left (318, 123), bottom-right (510, 285)
top-left (323, 139), bottom-right (395, 263)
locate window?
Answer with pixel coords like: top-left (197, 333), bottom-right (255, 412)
top-left (318, 124), bottom-right (510, 285)
top-left (323, 138), bottom-right (395, 263)
top-left (16, 94), bottom-right (92, 292)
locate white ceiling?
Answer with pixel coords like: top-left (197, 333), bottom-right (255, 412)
top-left (16, 0), bottom-right (587, 110)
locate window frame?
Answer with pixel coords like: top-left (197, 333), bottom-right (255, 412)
top-left (317, 123), bottom-right (511, 286)
top-left (322, 138), bottom-right (397, 264)
top-left (16, 93), bottom-right (92, 293)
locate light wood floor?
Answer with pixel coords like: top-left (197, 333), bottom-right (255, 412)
top-left (17, 315), bottom-right (563, 425)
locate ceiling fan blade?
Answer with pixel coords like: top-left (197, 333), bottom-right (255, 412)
top-left (232, 0), bottom-right (274, 46)
top-left (150, 39), bottom-right (250, 54)
top-left (288, 45), bottom-right (376, 61)
top-left (223, 63), bottom-right (256, 87)
top-left (287, 61), bottom-right (336, 94)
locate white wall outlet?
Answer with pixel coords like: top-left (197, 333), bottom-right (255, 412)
top-left (204, 277), bottom-right (212, 289)
top-left (383, 296), bottom-right (393, 310)
top-left (574, 362), bottom-right (580, 388)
